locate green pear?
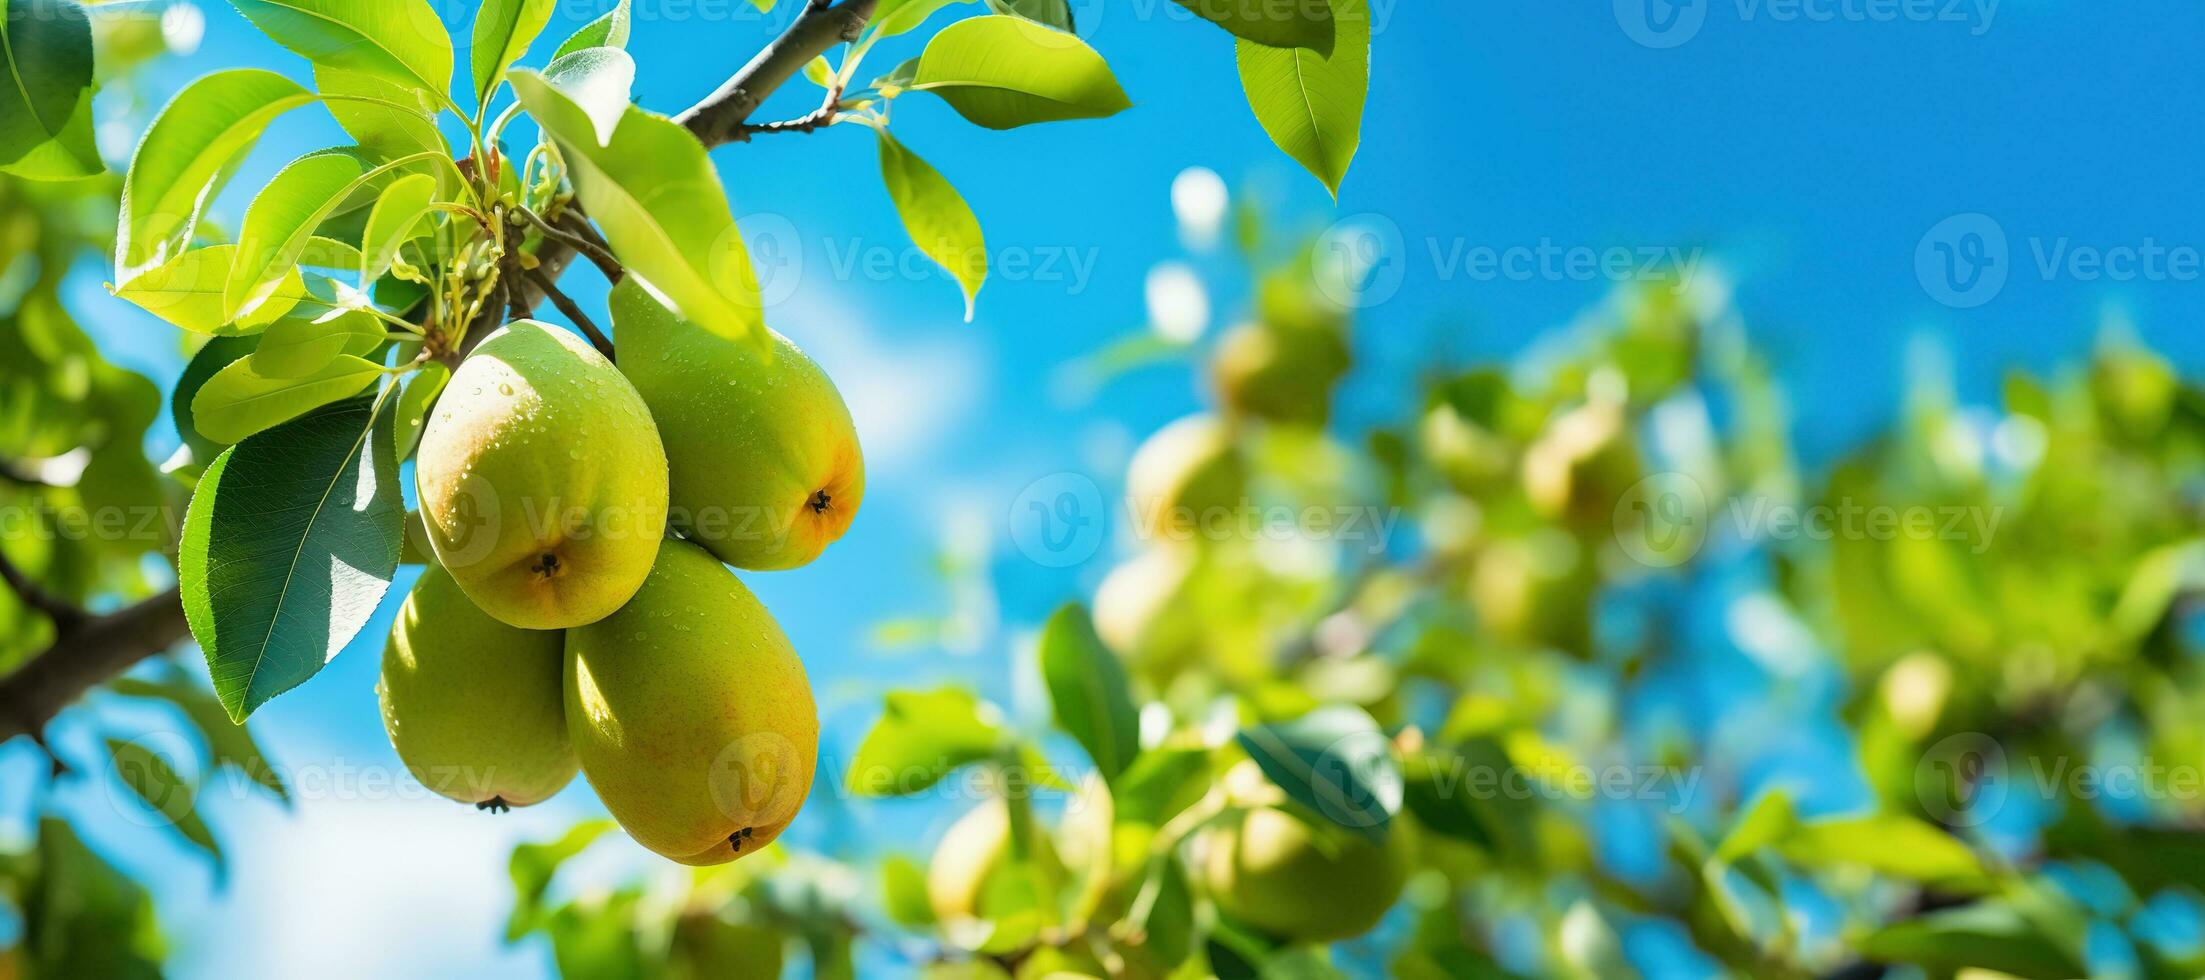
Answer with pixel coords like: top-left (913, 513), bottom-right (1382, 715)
top-left (1125, 415), bottom-right (1245, 548)
top-left (565, 540), bottom-right (818, 865)
top-left (926, 797), bottom-right (1064, 930)
top-left (1202, 803), bottom-right (1412, 944)
top-left (610, 279), bottom-right (864, 571)
top-left (416, 321), bottom-right (668, 629)
top-left (377, 565), bottom-right (575, 808)
top-left (1212, 319), bottom-right (1351, 428)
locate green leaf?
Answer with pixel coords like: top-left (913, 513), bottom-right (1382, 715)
top-left (983, 0), bottom-right (1072, 32)
top-left (876, 129), bottom-right (987, 321)
top-left (471, 0), bottom-right (554, 108)
top-left (173, 336), bottom-right (260, 464)
top-left (1236, 704), bottom-right (1401, 842)
top-left (911, 15), bottom-right (1130, 130)
top-left (359, 172), bottom-right (436, 283)
top-left (393, 360), bottom-right (448, 460)
top-left (1036, 603), bottom-right (1138, 783)
top-left (109, 668), bottom-right (291, 802)
top-left (551, 0), bottom-right (630, 61)
top-left (1778, 814), bottom-right (1990, 889)
top-left (228, 148), bottom-right (431, 321)
top-left (0, 0), bottom-right (99, 179)
top-left (1174, 0), bottom-right (1333, 56)
top-left (540, 46), bottom-right (635, 145)
top-left (113, 245), bottom-right (305, 335)
top-left (1713, 788), bottom-right (1796, 863)
top-left (314, 65), bottom-right (450, 157)
top-left (1112, 746), bottom-right (1214, 827)
top-left (881, 855), bottom-right (937, 927)
top-left (229, 0), bottom-right (454, 102)
top-left (1858, 904), bottom-right (2088, 979)
top-left (1235, 0), bottom-right (1367, 196)
top-left (105, 738), bottom-right (226, 878)
top-left (510, 63), bottom-right (765, 343)
top-left (115, 69), bottom-right (317, 279)
top-left (506, 819), bottom-right (614, 940)
top-left (191, 353), bottom-right (382, 443)
top-left (181, 395), bottom-right (402, 721)
top-left (846, 687), bottom-right (1005, 796)
top-left (246, 310), bottom-right (386, 378)
top-left (19, 819), bottom-right (164, 980)
top-left (870, 0), bottom-right (966, 38)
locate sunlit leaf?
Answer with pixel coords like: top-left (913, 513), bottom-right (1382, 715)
top-left (846, 687), bottom-right (1004, 796)
top-left (910, 15), bottom-right (1130, 130)
top-left (315, 65), bottom-right (449, 157)
top-left (550, 0), bottom-right (630, 61)
top-left (470, 0), bottom-right (555, 108)
top-left (191, 353), bottom-right (382, 444)
top-left (393, 360), bottom-right (448, 460)
top-left (359, 172), bottom-right (436, 283)
top-left (229, 0), bottom-right (454, 102)
top-left (1236, 0), bottom-right (1367, 196)
top-left (510, 60), bottom-right (764, 342)
top-left (115, 69), bottom-right (316, 279)
top-left (113, 245), bottom-right (304, 335)
top-left (876, 128), bottom-right (986, 321)
top-left (245, 310), bottom-right (386, 378)
top-left (506, 820), bottom-right (614, 940)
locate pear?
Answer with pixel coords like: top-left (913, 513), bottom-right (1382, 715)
top-left (416, 321), bottom-right (668, 629)
top-left (377, 565), bottom-right (575, 808)
top-left (1125, 415), bottom-right (1245, 548)
top-left (927, 797), bottom-right (1064, 930)
top-left (1212, 319), bottom-right (1351, 428)
top-left (610, 279), bottom-right (863, 571)
top-left (1202, 801), bottom-right (1412, 944)
top-left (565, 540), bottom-right (818, 865)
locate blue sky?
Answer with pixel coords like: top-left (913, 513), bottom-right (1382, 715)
top-left (12, 0), bottom-right (2205, 976)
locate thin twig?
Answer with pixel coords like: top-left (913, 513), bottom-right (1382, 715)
top-left (527, 268), bottom-right (616, 362)
top-left (730, 78), bottom-right (848, 142)
top-left (516, 206), bottom-right (622, 283)
top-left (0, 549), bottom-right (86, 631)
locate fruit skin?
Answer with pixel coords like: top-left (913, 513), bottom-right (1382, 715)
top-left (610, 279), bottom-right (864, 571)
top-left (416, 320), bottom-right (668, 629)
top-left (1203, 804), bottom-right (1412, 944)
top-left (565, 540), bottom-right (818, 865)
top-left (1212, 319), bottom-right (1351, 428)
top-left (927, 798), bottom-right (1063, 927)
top-left (377, 565), bottom-right (575, 807)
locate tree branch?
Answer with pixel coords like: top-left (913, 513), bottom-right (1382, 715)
top-left (0, 549), bottom-right (86, 630)
top-left (529, 268), bottom-right (616, 362)
top-left (0, 0), bottom-right (881, 747)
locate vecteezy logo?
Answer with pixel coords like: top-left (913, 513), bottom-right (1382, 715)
top-left (1008, 472), bottom-right (1106, 568)
top-left (1613, 472), bottom-right (1707, 567)
top-left (1314, 213), bottom-right (1406, 309)
top-left (1616, 0), bottom-right (1708, 48)
top-left (1915, 213), bottom-right (2009, 308)
top-left (1915, 732), bottom-right (2007, 828)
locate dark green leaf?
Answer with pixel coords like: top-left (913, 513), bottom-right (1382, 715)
top-left (0, 0), bottom-right (100, 179)
top-left (1235, 704), bottom-right (1401, 841)
top-left (172, 336), bottom-right (260, 466)
top-left (179, 394), bottom-right (403, 721)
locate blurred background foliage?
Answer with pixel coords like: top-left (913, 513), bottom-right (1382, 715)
top-left (5, 5), bottom-right (2205, 980)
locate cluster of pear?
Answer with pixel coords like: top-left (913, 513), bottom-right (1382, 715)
top-left (1093, 269), bottom-right (1355, 684)
top-left (377, 279), bottom-right (863, 865)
